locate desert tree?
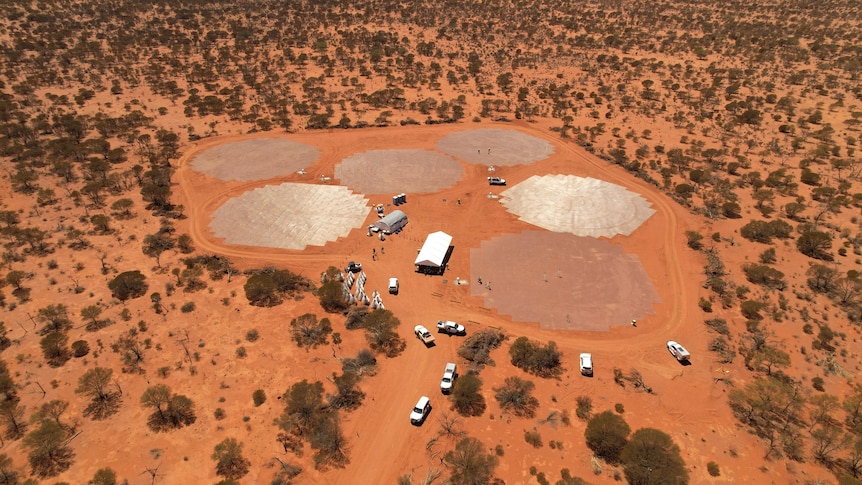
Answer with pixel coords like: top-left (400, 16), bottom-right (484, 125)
top-left (493, 376), bottom-right (539, 418)
top-left (444, 437), bottom-right (498, 485)
top-left (108, 270), bottom-right (148, 301)
top-left (806, 263), bottom-right (840, 293)
top-left (811, 422), bottom-right (850, 464)
top-left (76, 367), bottom-right (121, 420)
top-left (36, 304), bottom-right (71, 335)
top-left (585, 410), bottom-right (631, 464)
top-left (290, 313), bottom-right (332, 349)
top-left (457, 329), bottom-right (505, 370)
top-left (0, 453), bottom-right (18, 485)
top-left (620, 428), bottom-right (689, 485)
top-left (40, 332), bottom-right (71, 367)
top-left (0, 401), bottom-right (27, 441)
top-left (31, 400), bottom-right (73, 433)
top-left (508, 336), bottom-right (562, 378)
top-left (244, 273), bottom-right (281, 307)
top-left (328, 372), bottom-right (365, 411)
top-left (309, 414), bottom-right (350, 470)
top-left (278, 380), bottom-right (328, 437)
top-left (22, 420), bottom-right (74, 478)
top-left (91, 467), bottom-right (118, 485)
top-left (318, 279), bottom-right (349, 313)
top-left (728, 376), bottom-right (805, 458)
top-left (110, 198), bottom-right (134, 219)
top-left (747, 345), bottom-right (790, 376)
top-left (362, 309), bottom-right (405, 357)
top-left (112, 333), bottom-right (146, 373)
top-left (797, 230), bottom-right (833, 260)
top-left (212, 438), bottom-right (251, 481)
top-left (0, 361), bottom-right (15, 404)
top-left (142, 231), bottom-right (176, 267)
top-left (450, 372), bottom-right (486, 417)
top-left (340, 349), bottom-right (377, 377)
top-left (140, 384), bottom-right (196, 432)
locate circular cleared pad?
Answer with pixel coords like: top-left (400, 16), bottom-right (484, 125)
top-left (470, 232), bottom-right (660, 331)
top-left (191, 138), bottom-right (320, 181)
top-left (209, 183), bottom-right (369, 250)
top-left (436, 128), bottom-right (554, 166)
top-left (335, 149), bottom-right (463, 194)
top-left (500, 175), bottom-right (655, 238)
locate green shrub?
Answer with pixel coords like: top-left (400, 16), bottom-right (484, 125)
top-left (585, 410), bottom-right (630, 463)
top-left (180, 302), bottom-right (195, 313)
top-left (253, 389), bottom-right (266, 406)
top-left (707, 461), bottom-right (720, 477)
top-left (524, 429), bottom-right (543, 448)
top-left (509, 336), bottom-right (562, 378)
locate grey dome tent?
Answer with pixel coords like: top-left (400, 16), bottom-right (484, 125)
top-left (372, 210), bottom-right (408, 234)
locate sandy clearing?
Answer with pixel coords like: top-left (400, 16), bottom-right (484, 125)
top-left (190, 138), bottom-right (320, 181)
top-left (335, 149), bottom-right (464, 194)
top-left (169, 121), bottom-right (776, 484)
top-left (500, 174), bottom-right (656, 238)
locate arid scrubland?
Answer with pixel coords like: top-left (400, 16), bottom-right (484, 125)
top-left (1, 0), bottom-right (862, 483)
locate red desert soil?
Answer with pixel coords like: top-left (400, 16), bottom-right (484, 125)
top-left (0, 121), bottom-right (833, 485)
top-left (168, 121), bottom-right (825, 484)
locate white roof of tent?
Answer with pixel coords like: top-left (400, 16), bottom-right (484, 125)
top-left (414, 231), bottom-right (452, 267)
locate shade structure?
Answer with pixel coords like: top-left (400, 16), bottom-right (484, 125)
top-left (415, 231), bottom-right (453, 272)
top-left (372, 210), bottom-right (408, 234)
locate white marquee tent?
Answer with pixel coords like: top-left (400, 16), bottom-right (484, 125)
top-left (414, 231), bottom-right (452, 273)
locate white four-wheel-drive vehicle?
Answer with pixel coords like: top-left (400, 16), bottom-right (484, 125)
top-left (666, 341), bottom-right (690, 362)
top-left (487, 176), bottom-right (507, 186)
top-left (410, 396), bottom-right (431, 425)
top-left (436, 320), bottom-right (465, 335)
top-left (414, 325), bottom-right (436, 344)
top-left (388, 277), bottom-right (399, 295)
top-left (440, 363), bottom-right (457, 394)
top-left (579, 353), bottom-right (593, 376)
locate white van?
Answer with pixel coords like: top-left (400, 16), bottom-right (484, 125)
top-left (388, 277), bottom-right (399, 295)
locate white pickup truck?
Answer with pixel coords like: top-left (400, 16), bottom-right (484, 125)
top-left (436, 320), bottom-right (466, 335)
top-left (440, 363), bottom-right (457, 394)
top-left (414, 325), bottom-right (436, 345)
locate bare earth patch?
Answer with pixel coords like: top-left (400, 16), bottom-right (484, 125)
top-left (436, 128), bottom-right (555, 166)
top-left (470, 231), bottom-right (660, 331)
top-left (335, 149), bottom-right (464, 194)
top-left (190, 138), bottom-right (320, 181)
top-left (500, 174), bottom-right (656, 238)
top-left (209, 183), bottom-right (370, 249)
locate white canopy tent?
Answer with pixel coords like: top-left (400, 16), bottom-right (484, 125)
top-left (414, 231), bottom-right (452, 273)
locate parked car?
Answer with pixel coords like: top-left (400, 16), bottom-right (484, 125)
top-left (410, 396), bottom-right (431, 425)
top-left (579, 353), bottom-right (593, 376)
top-left (666, 341), bottom-right (690, 362)
top-left (436, 320), bottom-right (466, 335)
top-left (414, 325), bottom-right (435, 345)
top-left (388, 277), bottom-right (399, 295)
top-left (345, 261), bottom-right (362, 273)
top-left (440, 363), bottom-right (457, 394)
top-left (487, 176), bottom-right (507, 186)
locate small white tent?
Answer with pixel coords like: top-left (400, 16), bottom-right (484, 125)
top-left (373, 210), bottom-right (408, 234)
top-left (414, 231), bottom-right (452, 273)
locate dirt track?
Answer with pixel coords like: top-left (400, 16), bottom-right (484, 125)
top-left (174, 121), bottom-right (763, 484)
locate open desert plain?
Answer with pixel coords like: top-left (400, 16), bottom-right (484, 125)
top-left (1, 1), bottom-right (862, 484)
